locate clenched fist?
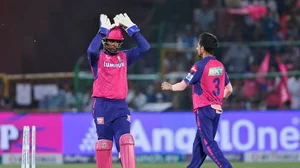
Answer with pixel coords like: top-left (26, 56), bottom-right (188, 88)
top-left (161, 82), bottom-right (172, 91)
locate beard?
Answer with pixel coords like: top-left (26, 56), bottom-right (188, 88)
top-left (198, 51), bottom-right (203, 58)
top-left (108, 47), bottom-right (118, 52)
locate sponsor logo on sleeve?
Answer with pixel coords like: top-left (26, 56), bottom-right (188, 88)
top-left (185, 73), bottom-right (194, 81)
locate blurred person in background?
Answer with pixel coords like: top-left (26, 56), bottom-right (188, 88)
top-left (0, 83), bottom-right (12, 110)
top-left (126, 81), bottom-right (135, 110)
top-left (127, 84), bottom-right (147, 111)
top-left (263, 6), bottom-right (281, 42)
top-left (193, 0), bottom-right (215, 31)
top-left (87, 13), bottom-right (150, 168)
top-left (243, 64), bottom-right (262, 110)
top-left (228, 79), bottom-right (246, 110)
top-left (176, 25), bottom-right (198, 61)
top-left (262, 66), bottom-right (281, 110)
top-left (161, 32), bottom-right (233, 168)
top-left (223, 33), bottom-right (254, 73)
top-left (148, 81), bottom-right (169, 103)
top-left (62, 83), bottom-right (75, 108)
top-left (287, 74), bottom-right (300, 110)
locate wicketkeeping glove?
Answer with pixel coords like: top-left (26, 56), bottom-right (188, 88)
top-left (99, 14), bottom-right (112, 36)
top-left (113, 13), bottom-right (140, 37)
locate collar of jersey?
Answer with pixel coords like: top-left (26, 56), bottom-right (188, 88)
top-left (103, 50), bottom-right (118, 56)
top-left (203, 56), bottom-right (216, 60)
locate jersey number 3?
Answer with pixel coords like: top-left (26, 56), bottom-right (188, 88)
top-left (212, 77), bottom-right (220, 96)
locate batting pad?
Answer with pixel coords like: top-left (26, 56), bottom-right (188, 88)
top-left (120, 133), bottom-right (136, 168)
top-left (95, 139), bottom-right (113, 168)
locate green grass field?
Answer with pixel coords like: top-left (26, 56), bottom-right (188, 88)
top-left (2, 162), bottom-right (300, 168)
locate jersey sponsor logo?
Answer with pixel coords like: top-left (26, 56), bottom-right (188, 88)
top-left (185, 73), bottom-right (194, 81)
top-left (104, 62), bottom-right (124, 68)
top-left (208, 67), bottom-right (223, 76)
top-left (190, 65), bottom-right (198, 73)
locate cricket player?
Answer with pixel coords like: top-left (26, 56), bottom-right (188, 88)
top-left (87, 13), bottom-right (150, 168)
top-left (161, 32), bottom-right (233, 168)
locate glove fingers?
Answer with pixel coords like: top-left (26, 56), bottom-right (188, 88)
top-left (117, 17), bottom-right (125, 27)
top-left (102, 14), bottom-right (107, 19)
top-left (113, 16), bottom-right (118, 21)
top-left (113, 18), bottom-right (120, 26)
top-left (105, 16), bottom-right (109, 23)
top-left (123, 13), bottom-right (129, 19)
top-left (116, 14), bottom-right (124, 21)
top-left (100, 14), bottom-right (108, 22)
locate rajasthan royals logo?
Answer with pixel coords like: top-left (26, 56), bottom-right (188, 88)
top-left (117, 56), bottom-right (123, 63)
top-left (190, 65), bottom-right (198, 73)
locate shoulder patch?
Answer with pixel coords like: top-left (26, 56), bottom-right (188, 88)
top-left (185, 73), bottom-right (194, 81)
top-left (190, 65), bottom-right (198, 73)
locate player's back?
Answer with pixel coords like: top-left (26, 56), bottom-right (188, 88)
top-left (193, 56), bottom-right (228, 109)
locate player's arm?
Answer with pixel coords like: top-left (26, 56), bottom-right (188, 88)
top-left (87, 14), bottom-right (111, 66)
top-left (114, 13), bottom-right (150, 67)
top-left (224, 72), bottom-right (233, 99)
top-left (87, 34), bottom-right (104, 66)
top-left (162, 64), bottom-right (204, 91)
top-left (161, 80), bottom-right (188, 91)
top-left (124, 33), bottom-right (150, 67)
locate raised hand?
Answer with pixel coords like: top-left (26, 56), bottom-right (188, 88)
top-left (113, 13), bottom-right (140, 36)
top-left (99, 14), bottom-right (112, 35)
top-left (113, 13), bottom-right (135, 28)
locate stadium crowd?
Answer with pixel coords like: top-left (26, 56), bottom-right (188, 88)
top-left (1, 0), bottom-right (300, 112)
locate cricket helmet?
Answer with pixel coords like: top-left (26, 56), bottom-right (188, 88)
top-left (102, 26), bottom-right (124, 54)
top-left (106, 26), bottom-right (124, 40)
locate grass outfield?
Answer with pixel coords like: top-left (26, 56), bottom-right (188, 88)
top-left (2, 162), bottom-right (300, 168)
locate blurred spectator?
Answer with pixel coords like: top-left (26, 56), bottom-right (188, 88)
top-left (4, 0), bottom-right (300, 112)
top-left (228, 79), bottom-right (246, 110)
top-left (176, 25), bottom-right (198, 61)
top-left (287, 75), bottom-right (300, 109)
top-left (223, 33), bottom-right (254, 73)
top-left (128, 84), bottom-right (147, 111)
top-left (225, 0), bottom-right (242, 8)
top-left (147, 82), bottom-right (169, 103)
top-left (0, 83), bottom-right (12, 110)
top-left (62, 83), bottom-right (75, 108)
top-left (193, 0), bottom-right (215, 31)
top-left (262, 66), bottom-right (281, 109)
top-left (126, 81), bottom-right (135, 105)
top-left (263, 8), bottom-right (280, 41)
top-left (243, 65), bottom-right (262, 109)
top-left (38, 83), bottom-right (75, 110)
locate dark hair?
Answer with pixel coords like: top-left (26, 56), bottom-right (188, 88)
top-left (198, 32), bottom-right (219, 53)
